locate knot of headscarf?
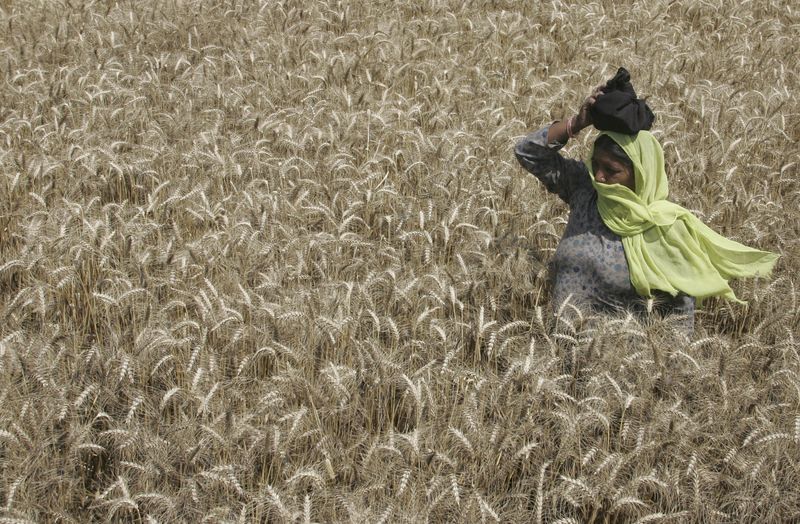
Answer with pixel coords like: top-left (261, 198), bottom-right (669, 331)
top-left (588, 130), bottom-right (779, 303)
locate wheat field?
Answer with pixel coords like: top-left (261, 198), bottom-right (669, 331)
top-left (0, 0), bottom-right (798, 522)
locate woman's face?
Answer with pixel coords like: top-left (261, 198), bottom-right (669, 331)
top-left (591, 149), bottom-right (635, 191)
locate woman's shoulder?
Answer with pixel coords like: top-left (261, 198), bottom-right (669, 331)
top-left (565, 175), bottom-right (596, 209)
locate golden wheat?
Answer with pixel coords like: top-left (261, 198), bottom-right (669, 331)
top-left (0, 0), bottom-right (798, 521)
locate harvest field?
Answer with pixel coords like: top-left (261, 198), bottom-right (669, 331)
top-left (1, 0), bottom-right (799, 521)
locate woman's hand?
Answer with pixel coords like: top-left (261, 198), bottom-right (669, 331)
top-left (544, 82), bottom-right (607, 144)
top-left (573, 83), bottom-right (606, 131)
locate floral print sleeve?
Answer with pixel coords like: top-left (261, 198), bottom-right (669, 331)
top-left (514, 125), bottom-right (593, 206)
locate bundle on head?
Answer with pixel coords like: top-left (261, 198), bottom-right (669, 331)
top-left (590, 67), bottom-right (655, 135)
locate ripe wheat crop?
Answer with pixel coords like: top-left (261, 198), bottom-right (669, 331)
top-left (0, 0), bottom-right (798, 522)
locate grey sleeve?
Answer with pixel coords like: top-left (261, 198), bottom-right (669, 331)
top-left (514, 125), bottom-right (592, 205)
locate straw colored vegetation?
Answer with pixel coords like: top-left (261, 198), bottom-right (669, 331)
top-left (1, 0), bottom-right (798, 521)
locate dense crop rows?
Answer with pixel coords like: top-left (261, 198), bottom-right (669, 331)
top-left (1, 0), bottom-right (798, 521)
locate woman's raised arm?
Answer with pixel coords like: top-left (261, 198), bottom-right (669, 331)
top-left (514, 83), bottom-right (605, 205)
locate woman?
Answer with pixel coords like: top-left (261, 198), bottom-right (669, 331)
top-left (514, 80), bottom-right (779, 333)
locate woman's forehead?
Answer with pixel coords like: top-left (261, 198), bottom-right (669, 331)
top-left (592, 149), bottom-right (627, 165)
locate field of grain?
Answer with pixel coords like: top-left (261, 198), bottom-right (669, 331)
top-left (1, 0), bottom-right (798, 522)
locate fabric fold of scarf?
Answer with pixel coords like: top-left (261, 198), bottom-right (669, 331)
top-left (588, 130), bottom-right (779, 303)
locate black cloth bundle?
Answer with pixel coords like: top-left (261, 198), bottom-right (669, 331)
top-left (590, 67), bottom-right (655, 134)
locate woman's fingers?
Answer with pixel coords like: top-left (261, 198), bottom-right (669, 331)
top-left (585, 83), bottom-right (606, 104)
top-left (591, 83), bottom-right (606, 98)
top-left (587, 91), bottom-right (603, 105)
top-left (574, 82), bottom-right (606, 128)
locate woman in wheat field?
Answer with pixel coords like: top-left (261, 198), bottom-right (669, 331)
top-left (514, 68), bottom-right (779, 333)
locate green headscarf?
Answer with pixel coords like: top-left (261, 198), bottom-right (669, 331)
top-left (588, 130), bottom-right (779, 303)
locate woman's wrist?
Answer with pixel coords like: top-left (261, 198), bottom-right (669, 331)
top-left (572, 114), bottom-right (589, 134)
top-left (546, 113), bottom-right (588, 144)
top-left (566, 115), bottom-right (586, 139)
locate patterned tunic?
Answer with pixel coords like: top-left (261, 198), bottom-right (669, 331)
top-left (515, 125), bottom-right (695, 332)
